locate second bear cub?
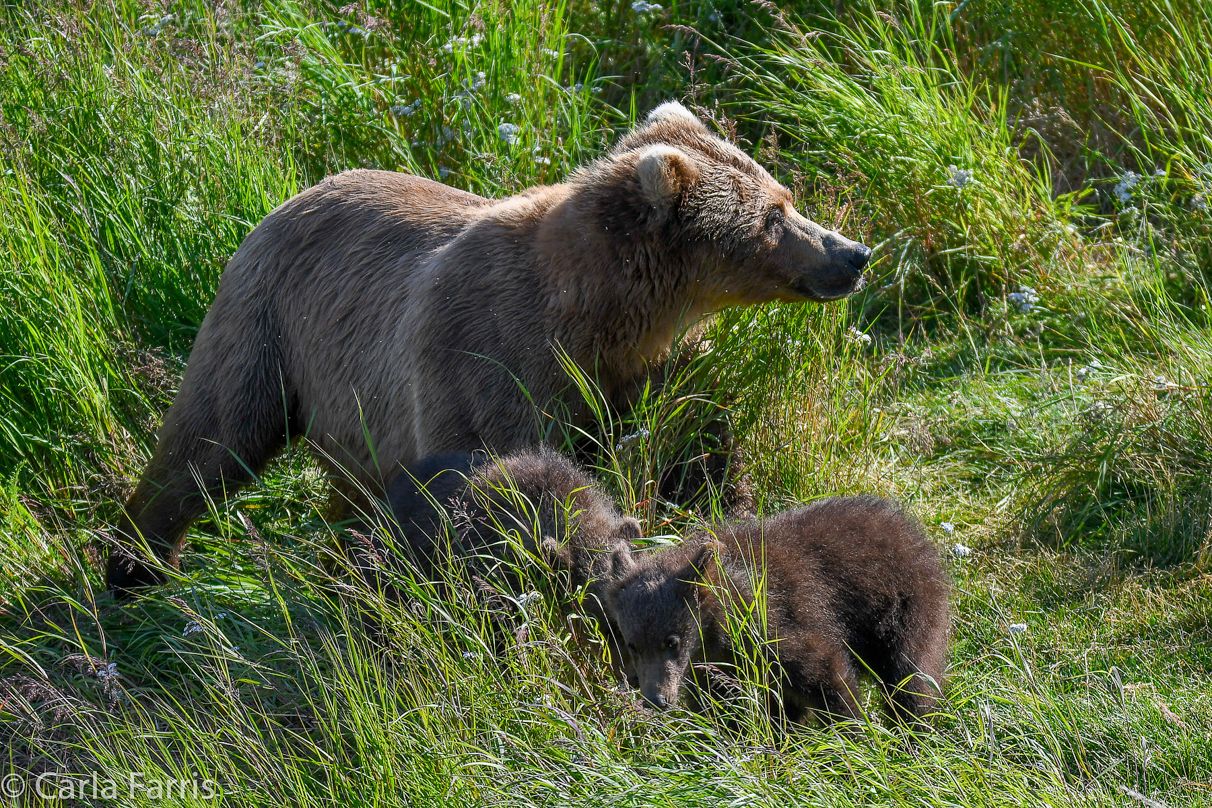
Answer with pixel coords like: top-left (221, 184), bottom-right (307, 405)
top-left (604, 496), bottom-right (949, 725)
top-left (380, 448), bottom-right (641, 670)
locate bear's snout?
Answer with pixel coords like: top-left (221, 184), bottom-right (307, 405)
top-left (847, 242), bottom-right (873, 275)
top-left (642, 688), bottom-right (669, 709)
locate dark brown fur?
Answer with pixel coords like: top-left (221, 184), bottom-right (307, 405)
top-left (605, 496), bottom-right (950, 726)
top-left (107, 102), bottom-right (870, 594)
top-left (374, 449), bottom-right (640, 672)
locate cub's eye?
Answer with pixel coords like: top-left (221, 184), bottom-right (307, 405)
top-left (665, 636), bottom-right (680, 651)
top-left (765, 209), bottom-right (786, 232)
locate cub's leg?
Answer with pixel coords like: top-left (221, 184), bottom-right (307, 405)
top-left (876, 621), bottom-right (949, 725)
top-left (106, 307), bottom-right (293, 596)
top-left (779, 640), bottom-right (863, 725)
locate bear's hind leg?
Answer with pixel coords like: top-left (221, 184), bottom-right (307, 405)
top-left (107, 317), bottom-right (293, 596)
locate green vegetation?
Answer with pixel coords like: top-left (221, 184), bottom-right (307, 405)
top-left (2, 0), bottom-right (1211, 805)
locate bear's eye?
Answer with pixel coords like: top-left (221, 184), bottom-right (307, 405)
top-left (665, 635), bottom-right (680, 651)
top-left (765, 209), bottom-right (786, 233)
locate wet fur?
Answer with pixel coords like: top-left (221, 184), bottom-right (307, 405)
top-left (605, 496), bottom-right (950, 726)
top-left (107, 102), bottom-right (869, 594)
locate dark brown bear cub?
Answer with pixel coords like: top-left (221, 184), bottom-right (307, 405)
top-left (604, 496), bottom-right (949, 726)
top-left (377, 449), bottom-right (641, 671)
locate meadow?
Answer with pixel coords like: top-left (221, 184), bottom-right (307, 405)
top-left (2, 0), bottom-right (1212, 804)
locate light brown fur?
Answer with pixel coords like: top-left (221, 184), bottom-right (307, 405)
top-left (107, 102), bottom-right (871, 593)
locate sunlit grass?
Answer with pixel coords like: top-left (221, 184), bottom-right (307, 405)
top-left (2, 0), bottom-right (1211, 805)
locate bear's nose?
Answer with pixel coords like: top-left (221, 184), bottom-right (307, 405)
top-left (849, 243), bottom-right (873, 274)
top-left (645, 692), bottom-right (667, 709)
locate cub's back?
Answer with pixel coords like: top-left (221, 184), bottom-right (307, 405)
top-left (717, 496), bottom-right (945, 621)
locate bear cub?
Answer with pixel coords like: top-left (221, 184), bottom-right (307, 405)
top-left (605, 496), bottom-right (949, 726)
top-left (375, 448), bottom-right (641, 668)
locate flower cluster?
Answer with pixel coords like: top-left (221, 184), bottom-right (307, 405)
top-left (845, 326), bottom-right (873, 345)
top-left (1075, 358), bottom-right (1103, 381)
top-left (632, 0), bottom-right (663, 12)
top-left (1113, 170), bottom-right (1139, 204)
top-left (498, 122), bottom-right (520, 145)
top-left (390, 99), bottom-right (422, 118)
top-left (616, 427), bottom-right (651, 451)
top-left (139, 13), bottom-right (174, 36)
top-left (442, 33), bottom-right (484, 53)
top-left (947, 165), bottom-right (974, 189)
top-left (1007, 285), bottom-right (1039, 313)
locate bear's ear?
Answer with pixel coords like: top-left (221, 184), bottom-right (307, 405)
top-left (616, 517), bottom-right (642, 541)
top-left (610, 541), bottom-right (637, 579)
top-left (688, 539), bottom-right (721, 577)
top-left (637, 145), bottom-right (699, 205)
top-left (644, 101), bottom-right (708, 130)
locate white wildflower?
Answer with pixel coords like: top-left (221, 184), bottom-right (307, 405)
top-left (615, 428), bottom-right (651, 451)
top-left (498, 122), bottom-right (520, 145)
top-left (844, 326), bottom-right (872, 345)
top-left (543, 48), bottom-right (561, 58)
top-left (534, 155), bottom-right (551, 165)
top-left (96, 662), bottom-right (119, 680)
top-left (462, 651), bottom-right (481, 661)
top-left (1075, 359), bottom-right (1103, 381)
top-left (516, 591), bottom-right (542, 618)
top-left (952, 543), bottom-right (971, 557)
top-left (390, 99), bottom-right (420, 118)
top-left (1008, 623), bottom-right (1027, 634)
top-left (347, 25), bottom-right (366, 36)
top-left (632, 0), bottom-right (663, 12)
top-left (228, 646), bottom-right (240, 655)
top-left (253, 61), bottom-right (266, 70)
top-left (940, 522), bottom-right (955, 534)
top-left (1007, 285), bottom-right (1039, 313)
top-left (505, 92), bottom-right (522, 105)
top-left (1193, 193), bottom-right (1207, 211)
top-left (572, 82), bottom-right (583, 93)
top-left (1114, 171), bottom-right (1139, 204)
top-left (442, 35), bottom-right (475, 53)
top-left (183, 620), bottom-right (204, 637)
top-left (947, 165), bottom-right (973, 188)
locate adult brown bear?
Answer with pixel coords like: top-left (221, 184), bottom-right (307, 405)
top-left (107, 102), bottom-right (871, 594)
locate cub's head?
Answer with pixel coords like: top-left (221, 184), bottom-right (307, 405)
top-left (604, 539), bottom-right (720, 710)
top-left (588, 101), bottom-right (871, 305)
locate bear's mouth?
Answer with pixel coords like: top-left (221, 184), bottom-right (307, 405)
top-left (790, 272), bottom-right (866, 302)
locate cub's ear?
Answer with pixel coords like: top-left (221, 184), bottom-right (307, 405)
top-left (688, 539), bottom-right (722, 576)
top-left (609, 541), bottom-right (637, 579)
top-left (637, 145), bottom-right (699, 205)
top-left (617, 517), bottom-right (642, 541)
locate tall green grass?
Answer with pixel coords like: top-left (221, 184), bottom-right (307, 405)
top-left (3, 0), bottom-right (1212, 805)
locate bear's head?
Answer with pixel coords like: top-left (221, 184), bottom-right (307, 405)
top-left (584, 102), bottom-right (871, 306)
top-left (604, 538), bottom-right (721, 710)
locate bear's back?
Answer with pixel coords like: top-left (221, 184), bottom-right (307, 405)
top-left (715, 497), bottom-right (946, 644)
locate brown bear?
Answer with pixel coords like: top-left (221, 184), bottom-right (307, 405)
top-left (367, 448), bottom-right (640, 673)
top-left (106, 101), bottom-right (871, 594)
top-left (604, 496), bottom-right (950, 727)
